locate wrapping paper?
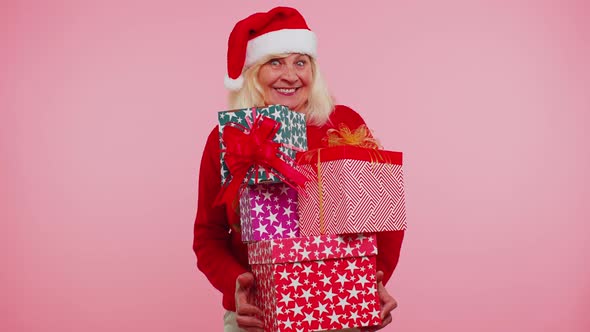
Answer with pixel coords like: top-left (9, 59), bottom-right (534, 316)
top-left (296, 146), bottom-right (406, 236)
top-left (248, 233), bottom-right (381, 331)
top-left (218, 104), bottom-right (307, 185)
top-left (240, 183), bottom-right (300, 242)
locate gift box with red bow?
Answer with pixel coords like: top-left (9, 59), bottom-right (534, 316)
top-left (216, 105), bottom-right (308, 206)
top-left (239, 183), bottom-right (300, 242)
top-left (218, 104), bottom-right (307, 185)
top-left (296, 145), bottom-right (407, 236)
top-left (248, 233), bottom-right (381, 331)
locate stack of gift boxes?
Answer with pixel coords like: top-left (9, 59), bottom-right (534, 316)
top-left (218, 105), bottom-right (406, 332)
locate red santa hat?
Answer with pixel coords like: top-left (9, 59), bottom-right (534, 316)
top-left (224, 7), bottom-right (317, 90)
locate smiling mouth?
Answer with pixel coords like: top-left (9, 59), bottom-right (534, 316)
top-left (274, 87), bottom-right (299, 95)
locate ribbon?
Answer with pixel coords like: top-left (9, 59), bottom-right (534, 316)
top-left (316, 149), bottom-right (326, 235)
top-left (214, 112), bottom-right (308, 206)
top-left (325, 124), bottom-right (382, 149)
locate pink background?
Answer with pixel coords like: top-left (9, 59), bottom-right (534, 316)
top-left (2, 0), bottom-right (589, 331)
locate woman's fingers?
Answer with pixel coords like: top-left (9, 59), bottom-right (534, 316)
top-left (380, 313), bottom-right (393, 328)
top-left (236, 314), bottom-right (264, 329)
top-left (380, 292), bottom-right (398, 319)
top-left (236, 302), bottom-right (263, 317)
top-left (234, 272), bottom-right (265, 329)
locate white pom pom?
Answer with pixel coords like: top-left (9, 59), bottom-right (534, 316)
top-left (224, 74), bottom-right (244, 91)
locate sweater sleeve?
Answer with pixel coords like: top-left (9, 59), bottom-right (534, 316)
top-left (336, 105), bottom-right (406, 285)
top-left (193, 127), bottom-right (248, 303)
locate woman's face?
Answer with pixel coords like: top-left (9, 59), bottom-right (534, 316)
top-left (257, 53), bottom-right (313, 113)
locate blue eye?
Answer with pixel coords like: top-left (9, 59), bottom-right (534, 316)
top-left (269, 59), bottom-right (281, 66)
top-left (296, 60), bottom-right (306, 66)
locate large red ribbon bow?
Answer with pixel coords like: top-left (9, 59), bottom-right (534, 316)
top-left (214, 113), bottom-right (308, 206)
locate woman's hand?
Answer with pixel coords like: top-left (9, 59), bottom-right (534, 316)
top-left (234, 272), bottom-right (264, 332)
top-left (362, 270), bottom-right (398, 331)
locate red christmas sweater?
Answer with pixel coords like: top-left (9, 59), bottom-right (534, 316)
top-left (193, 105), bottom-right (405, 311)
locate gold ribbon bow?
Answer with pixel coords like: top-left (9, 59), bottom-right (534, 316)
top-left (325, 124), bottom-right (381, 149)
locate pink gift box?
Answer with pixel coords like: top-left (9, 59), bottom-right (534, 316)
top-left (248, 233), bottom-right (381, 331)
top-left (240, 183), bottom-right (300, 242)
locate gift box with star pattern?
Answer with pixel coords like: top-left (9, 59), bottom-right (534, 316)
top-left (296, 145), bottom-right (407, 236)
top-left (239, 183), bottom-right (300, 242)
top-left (218, 104), bottom-right (307, 185)
top-left (247, 233), bottom-right (381, 331)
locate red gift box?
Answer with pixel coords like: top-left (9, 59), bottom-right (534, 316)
top-left (296, 146), bottom-right (406, 236)
top-left (248, 233), bottom-right (381, 331)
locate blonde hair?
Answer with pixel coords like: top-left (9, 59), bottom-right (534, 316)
top-left (227, 54), bottom-right (334, 126)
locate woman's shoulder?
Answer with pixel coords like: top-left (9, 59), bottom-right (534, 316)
top-left (333, 104), bottom-right (358, 115)
top-left (330, 104), bottom-right (367, 127)
top-left (201, 125), bottom-right (221, 157)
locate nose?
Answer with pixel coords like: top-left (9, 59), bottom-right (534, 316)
top-left (280, 64), bottom-right (298, 82)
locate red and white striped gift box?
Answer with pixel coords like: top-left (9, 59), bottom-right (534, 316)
top-left (296, 146), bottom-right (406, 236)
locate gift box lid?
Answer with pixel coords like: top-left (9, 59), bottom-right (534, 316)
top-left (296, 145), bottom-right (402, 165)
top-left (248, 233), bottom-right (377, 265)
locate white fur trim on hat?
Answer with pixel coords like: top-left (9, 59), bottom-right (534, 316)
top-left (245, 29), bottom-right (317, 68)
top-left (224, 74), bottom-right (244, 91)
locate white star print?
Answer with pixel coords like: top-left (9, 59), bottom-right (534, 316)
top-left (356, 274), bottom-right (370, 287)
top-left (287, 229), bottom-right (298, 238)
top-left (282, 317), bottom-right (294, 329)
top-left (272, 109), bottom-right (282, 119)
top-left (323, 289), bottom-right (337, 301)
top-left (255, 223), bottom-right (268, 236)
top-left (345, 260), bottom-right (360, 273)
top-left (301, 265), bottom-right (314, 276)
top-left (243, 108), bottom-right (252, 120)
top-left (336, 273), bottom-right (349, 287)
top-left (280, 293), bottom-right (293, 306)
top-left (292, 241), bottom-right (303, 251)
top-left (349, 310), bottom-right (360, 321)
top-left (347, 286), bottom-right (361, 300)
top-left (262, 191), bottom-right (273, 201)
top-left (266, 212), bottom-right (278, 224)
top-left (274, 224), bottom-right (286, 236)
top-left (336, 296), bottom-right (350, 310)
top-left (275, 131), bottom-right (283, 142)
top-left (283, 205), bottom-right (294, 217)
top-left (328, 312), bottom-right (341, 324)
top-left (289, 277), bottom-right (302, 291)
top-left (370, 309), bottom-right (380, 319)
top-left (359, 299), bottom-right (370, 311)
top-left (300, 288), bottom-right (314, 302)
top-left (290, 303), bottom-right (304, 317)
top-left (314, 302), bottom-right (329, 315)
top-left (279, 184), bottom-right (290, 195)
top-left (279, 270), bottom-right (290, 280)
top-left (300, 248), bottom-right (311, 260)
top-left (343, 244), bottom-right (355, 256)
top-left (303, 312), bottom-right (316, 325)
top-left (252, 202), bottom-right (264, 216)
top-left (312, 236), bottom-right (323, 246)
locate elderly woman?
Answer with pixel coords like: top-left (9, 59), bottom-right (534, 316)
top-left (193, 6), bottom-right (404, 332)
